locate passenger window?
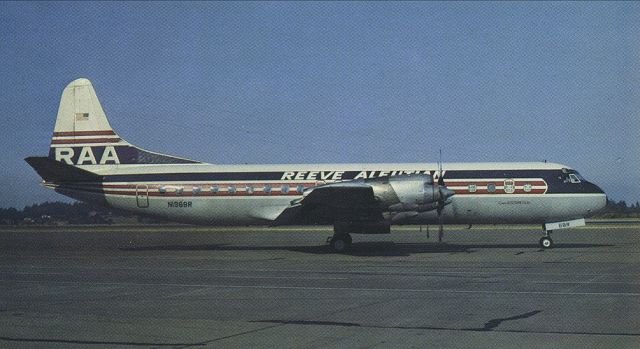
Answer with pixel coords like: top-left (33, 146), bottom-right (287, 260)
top-left (228, 186), bottom-right (236, 194)
top-left (192, 186), bottom-right (201, 195)
top-left (487, 183), bottom-right (496, 193)
top-left (246, 185), bottom-right (254, 194)
top-left (296, 184), bottom-right (304, 194)
top-left (468, 184), bottom-right (477, 193)
top-left (264, 184), bottom-right (272, 194)
top-left (211, 185), bottom-right (219, 194)
top-left (281, 184), bottom-right (290, 194)
top-left (159, 186), bottom-right (183, 195)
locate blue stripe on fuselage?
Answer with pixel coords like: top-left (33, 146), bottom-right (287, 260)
top-left (100, 169), bottom-right (604, 194)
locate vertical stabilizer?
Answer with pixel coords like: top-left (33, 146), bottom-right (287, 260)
top-left (48, 78), bottom-right (198, 166)
top-left (53, 78), bottom-right (117, 136)
top-left (51, 78), bottom-right (128, 150)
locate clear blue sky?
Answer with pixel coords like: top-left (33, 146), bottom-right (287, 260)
top-left (1, 2), bottom-right (639, 208)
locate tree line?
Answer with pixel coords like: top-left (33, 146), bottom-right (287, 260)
top-left (0, 201), bottom-right (157, 225)
top-left (1, 199), bottom-right (639, 225)
top-left (597, 199), bottom-right (640, 218)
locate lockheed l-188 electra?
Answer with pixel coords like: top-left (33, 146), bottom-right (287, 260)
top-left (26, 78), bottom-right (607, 252)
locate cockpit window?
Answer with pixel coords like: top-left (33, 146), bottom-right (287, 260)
top-left (560, 169), bottom-right (585, 184)
top-left (568, 173), bottom-right (581, 183)
top-left (573, 171), bottom-right (585, 181)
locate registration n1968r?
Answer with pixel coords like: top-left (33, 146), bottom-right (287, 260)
top-left (168, 201), bottom-right (192, 208)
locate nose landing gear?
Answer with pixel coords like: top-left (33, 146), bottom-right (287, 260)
top-left (539, 230), bottom-right (553, 249)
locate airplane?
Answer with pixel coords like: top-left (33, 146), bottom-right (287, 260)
top-left (26, 78), bottom-right (607, 252)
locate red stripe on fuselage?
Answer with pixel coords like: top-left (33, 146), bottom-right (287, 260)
top-left (100, 190), bottom-right (305, 197)
top-left (51, 138), bottom-right (121, 144)
top-left (453, 188), bottom-right (547, 195)
top-left (53, 130), bottom-right (116, 137)
top-left (444, 181), bottom-right (547, 187)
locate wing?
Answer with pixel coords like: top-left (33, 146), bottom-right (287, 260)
top-left (272, 182), bottom-right (384, 225)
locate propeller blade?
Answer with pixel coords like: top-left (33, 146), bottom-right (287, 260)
top-left (437, 208), bottom-right (444, 243)
top-left (436, 198), bottom-right (444, 243)
top-left (436, 149), bottom-right (446, 242)
top-left (438, 149), bottom-right (444, 185)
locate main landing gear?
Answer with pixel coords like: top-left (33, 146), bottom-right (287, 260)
top-left (328, 224), bottom-right (353, 253)
top-left (328, 233), bottom-right (352, 253)
top-left (539, 230), bottom-right (553, 249)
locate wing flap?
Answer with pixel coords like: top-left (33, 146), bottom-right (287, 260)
top-left (272, 182), bottom-right (383, 225)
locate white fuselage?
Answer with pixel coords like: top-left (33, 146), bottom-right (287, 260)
top-left (54, 161), bottom-right (607, 226)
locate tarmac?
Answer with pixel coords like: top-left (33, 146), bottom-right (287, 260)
top-left (1, 223), bottom-right (639, 348)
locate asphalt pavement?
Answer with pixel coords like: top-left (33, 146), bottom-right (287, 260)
top-left (1, 224), bottom-right (639, 348)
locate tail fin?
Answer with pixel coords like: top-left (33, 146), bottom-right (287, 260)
top-left (48, 78), bottom-right (198, 166)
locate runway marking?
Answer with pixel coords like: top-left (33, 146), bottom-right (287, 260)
top-left (2, 266), bottom-right (640, 277)
top-left (5, 268), bottom-right (639, 286)
top-left (0, 272), bottom-right (71, 276)
top-left (562, 273), bottom-right (605, 294)
top-left (204, 275), bottom-right (348, 280)
top-left (0, 336), bottom-right (195, 347)
top-left (528, 280), bottom-right (640, 285)
top-left (0, 272), bottom-right (346, 281)
top-left (3, 279), bottom-right (640, 297)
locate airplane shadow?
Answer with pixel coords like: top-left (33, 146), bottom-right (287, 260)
top-left (120, 241), bottom-right (613, 257)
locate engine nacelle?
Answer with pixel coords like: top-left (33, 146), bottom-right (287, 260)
top-left (367, 174), bottom-right (454, 214)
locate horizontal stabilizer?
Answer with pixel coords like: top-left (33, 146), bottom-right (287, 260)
top-left (25, 157), bottom-right (101, 183)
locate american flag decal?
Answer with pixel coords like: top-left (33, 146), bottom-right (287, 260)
top-left (75, 112), bottom-right (89, 121)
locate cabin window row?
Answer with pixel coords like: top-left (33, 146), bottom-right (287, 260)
top-left (158, 184), bottom-right (306, 195)
top-left (466, 182), bottom-right (534, 193)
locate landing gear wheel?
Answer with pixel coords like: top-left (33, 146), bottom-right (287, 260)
top-left (539, 236), bottom-right (553, 249)
top-left (330, 235), bottom-right (352, 253)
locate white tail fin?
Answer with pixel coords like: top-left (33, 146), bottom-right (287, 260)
top-left (49, 78), bottom-right (198, 166)
top-left (51, 78), bottom-right (127, 148)
top-left (54, 78), bottom-right (113, 134)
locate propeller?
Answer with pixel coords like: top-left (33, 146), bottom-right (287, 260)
top-left (435, 149), bottom-right (454, 243)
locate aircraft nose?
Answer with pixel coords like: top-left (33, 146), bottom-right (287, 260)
top-left (588, 183), bottom-right (607, 215)
top-left (590, 182), bottom-right (606, 194)
top-left (596, 193), bottom-right (607, 212)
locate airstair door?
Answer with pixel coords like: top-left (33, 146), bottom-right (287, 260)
top-left (136, 185), bottom-right (149, 208)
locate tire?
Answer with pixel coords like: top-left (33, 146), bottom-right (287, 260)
top-left (539, 236), bottom-right (553, 249)
top-left (330, 236), bottom-right (351, 253)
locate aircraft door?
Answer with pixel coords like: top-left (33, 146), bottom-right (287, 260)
top-left (136, 184), bottom-right (149, 208)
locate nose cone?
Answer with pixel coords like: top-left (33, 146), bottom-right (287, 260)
top-left (587, 182), bottom-right (607, 215)
top-left (585, 181), bottom-right (606, 194)
top-left (595, 192), bottom-right (607, 213)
